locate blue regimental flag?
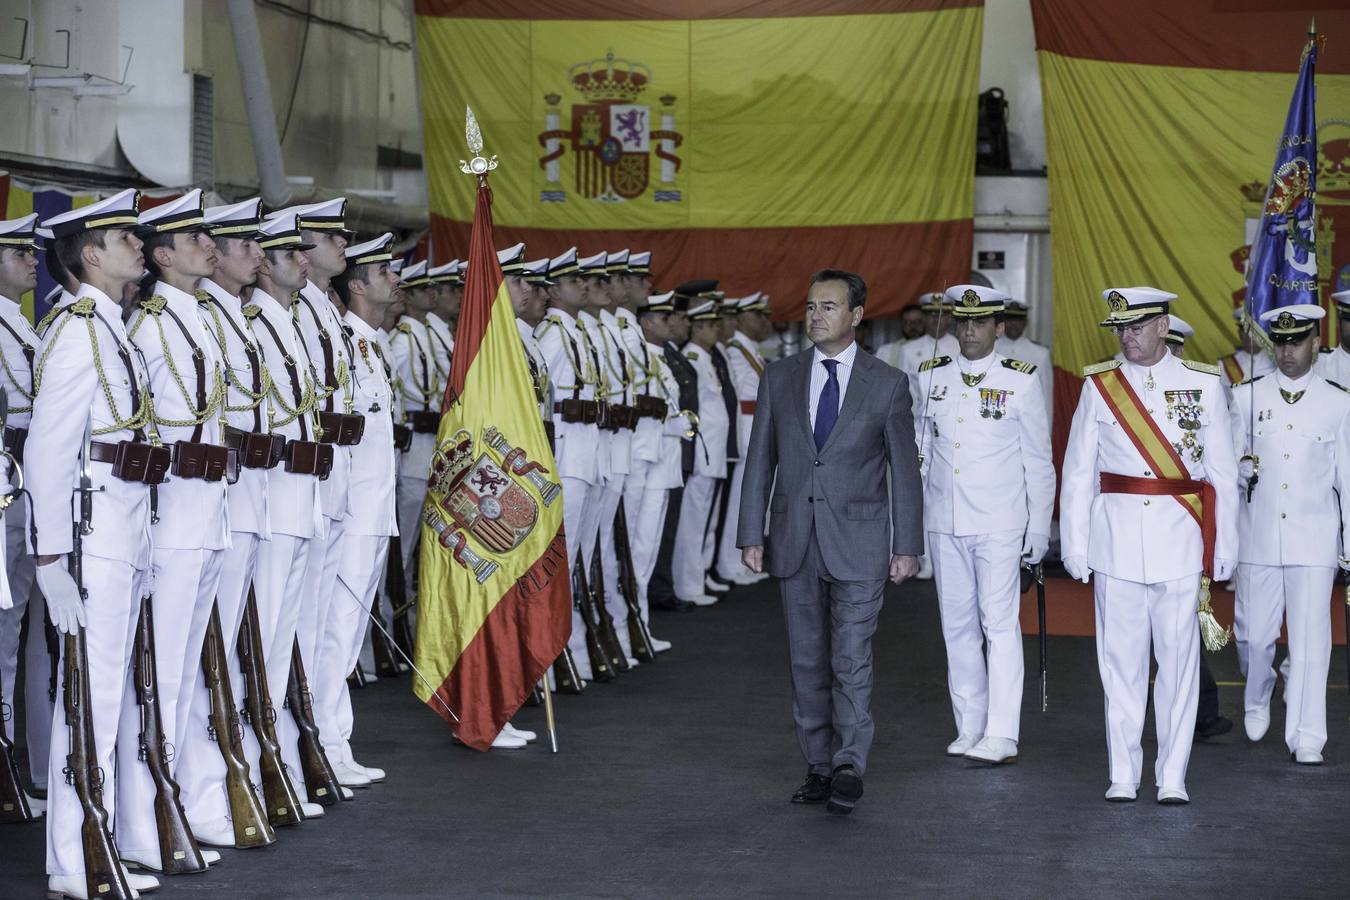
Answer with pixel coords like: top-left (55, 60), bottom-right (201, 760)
top-left (1244, 32), bottom-right (1319, 346)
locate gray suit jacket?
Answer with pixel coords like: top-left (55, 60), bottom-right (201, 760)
top-left (736, 346), bottom-right (924, 581)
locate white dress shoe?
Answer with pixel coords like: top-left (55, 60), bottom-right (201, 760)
top-left (704, 575), bottom-right (731, 593)
top-left (356, 763), bottom-right (386, 782)
top-left (331, 760), bottom-right (372, 787)
top-left (202, 850), bottom-right (221, 866)
top-left (1293, 748), bottom-right (1324, 765)
top-left (650, 637), bottom-right (672, 653)
top-left (682, 594), bottom-right (719, 607)
top-left (489, 730), bottom-right (527, 749)
top-left (190, 817), bottom-right (238, 847)
top-left (339, 786), bottom-right (354, 801)
top-left (301, 801), bottom-right (326, 818)
top-left (120, 865), bottom-right (159, 893)
top-left (1157, 787), bottom-right (1190, 805)
top-left (964, 736), bottom-right (1018, 765)
top-left (25, 792), bottom-right (46, 816)
top-left (1244, 705), bottom-right (1271, 742)
top-left (945, 734), bottom-right (981, 756)
top-left (624, 656), bottom-right (640, 667)
top-left (503, 722), bottom-right (537, 742)
top-left (1104, 783), bottom-right (1137, 802)
top-left (47, 873), bottom-right (122, 900)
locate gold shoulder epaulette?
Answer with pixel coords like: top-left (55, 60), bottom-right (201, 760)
top-left (1181, 359), bottom-right (1220, 376)
top-left (1001, 357), bottom-right (1037, 374)
top-left (396, 322), bottom-right (413, 334)
top-left (685, 349), bottom-right (700, 360)
top-left (139, 294), bottom-right (167, 315)
top-left (918, 356), bottom-right (950, 372)
top-left (241, 304), bottom-right (262, 320)
top-left (68, 297), bottom-right (97, 318)
top-left (1081, 359), bottom-right (1121, 377)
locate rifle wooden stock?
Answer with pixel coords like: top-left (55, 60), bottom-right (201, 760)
top-left (385, 532), bottom-right (416, 658)
top-left (370, 593), bottom-right (401, 679)
top-left (201, 606), bottom-right (275, 847)
top-left (45, 611), bottom-right (59, 704)
top-left (573, 551), bottom-right (613, 682)
top-left (614, 502), bottom-right (657, 664)
top-left (63, 629), bottom-right (134, 899)
top-left (589, 548), bottom-right (629, 673)
top-left (133, 597), bottom-right (207, 874)
top-left (0, 668), bottom-right (34, 822)
top-left (285, 640), bottom-right (343, 806)
top-left (237, 592), bottom-right (304, 827)
top-left (552, 648), bottom-right (585, 695)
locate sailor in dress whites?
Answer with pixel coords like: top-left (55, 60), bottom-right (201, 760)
top-left (875, 302), bottom-right (928, 369)
top-left (516, 256), bottom-right (553, 430)
top-left (994, 294), bottom-right (1053, 425)
top-left (424, 259), bottom-right (458, 376)
top-left (1219, 308), bottom-right (1276, 389)
top-left (716, 293), bottom-right (772, 586)
top-left (31, 190), bottom-right (163, 898)
top-left (1060, 287), bottom-right (1238, 804)
top-left (534, 248), bottom-right (602, 681)
top-left (673, 298), bottom-right (730, 607)
top-left (121, 191), bottom-right (235, 870)
top-left (896, 292), bottom-right (957, 376)
top-left (1315, 290), bottom-right (1350, 385)
top-left (1231, 305), bottom-right (1350, 766)
top-left (0, 213), bottom-right (51, 815)
top-left (914, 285), bottom-right (1054, 765)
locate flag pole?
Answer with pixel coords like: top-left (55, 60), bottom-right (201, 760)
top-left (540, 675), bottom-right (559, 753)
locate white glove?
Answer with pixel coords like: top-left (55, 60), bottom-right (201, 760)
top-left (1022, 533), bottom-right (1049, 566)
top-left (1237, 457), bottom-right (1255, 481)
top-left (1212, 558), bottom-right (1236, 582)
top-left (36, 561), bottom-right (86, 634)
top-left (1062, 555), bottom-right (1091, 584)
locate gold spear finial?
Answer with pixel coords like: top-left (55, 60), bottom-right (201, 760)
top-left (459, 105), bottom-right (499, 176)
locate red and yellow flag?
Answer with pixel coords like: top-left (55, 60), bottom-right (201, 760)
top-left (415, 159), bottom-right (571, 751)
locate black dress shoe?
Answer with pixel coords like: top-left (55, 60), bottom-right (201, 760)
top-left (1195, 715), bottom-right (1233, 740)
top-left (651, 597), bottom-right (696, 612)
top-left (826, 765), bottom-right (863, 815)
top-left (790, 773), bottom-right (832, 804)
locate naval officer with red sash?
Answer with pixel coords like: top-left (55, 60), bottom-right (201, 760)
top-left (1060, 287), bottom-right (1238, 805)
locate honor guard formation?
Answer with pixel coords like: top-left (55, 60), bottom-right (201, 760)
top-left (0, 187), bottom-right (1348, 893)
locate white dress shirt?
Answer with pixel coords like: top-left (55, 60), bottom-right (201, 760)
top-left (807, 340), bottom-right (858, 428)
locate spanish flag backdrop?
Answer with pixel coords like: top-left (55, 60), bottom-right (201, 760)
top-left (414, 0), bottom-right (983, 318)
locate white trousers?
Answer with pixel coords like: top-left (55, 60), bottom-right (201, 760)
top-left (560, 475), bottom-right (591, 664)
top-left (597, 475), bottom-right (628, 652)
top-left (1093, 572), bottom-right (1199, 792)
top-left (0, 510), bottom-right (50, 787)
top-left (396, 474), bottom-right (426, 594)
top-left (179, 532), bottom-right (261, 832)
top-left (622, 471), bottom-right (670, 628)
top-left (117, 546), bottom-right (225, 859)
top-left (1234, 563), bottom-right (1334, 753)
top-left (674, 472), bottom-right (718, 598)
top-left (930, 530), bottom-right (1024, 742)
top-left (318, 533), bottom-right (388, 764)
top-left (46, 555), bottom-right (148, 877)
top-left (716, 460), bottom-right (753, 581)
top-left (254, 534), bottom-right (313, 794)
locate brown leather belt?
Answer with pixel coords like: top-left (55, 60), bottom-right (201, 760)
top-left (3, 426), bottom-right (26, 464)
top-left (283, 440), bottom-right (333, 480)
top-left (317, 411), bottom-right (366, 446)
top-left (170, 440), bottom-right (232, 483)
top-left (224, 426), bottom-right (286, 470)
top-left (408, 410), bottom-right (441, 434)
top-left (89, 440), bottom-right (172, 485)
top-left (603, 403), bottom-right (640, 432)
top-left (635, 396), bottom-right (667, 419)
top-left (553, 399), bottom-right (601, 424)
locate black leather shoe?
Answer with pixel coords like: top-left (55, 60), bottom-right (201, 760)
top-left (826, 765), bottom-right (863, 815)
top-left (790, 773), bottom-right (832, 804)
top-left (651, 597), bottom-right (696, 612)
top-left (1195, 715), bottom-right (1233, 740)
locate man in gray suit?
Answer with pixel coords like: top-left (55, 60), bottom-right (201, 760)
top-left (738, 268), bottom-right (923, 815)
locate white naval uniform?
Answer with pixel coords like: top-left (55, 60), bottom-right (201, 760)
top-left (673, 342), bottom-right (729, 599)
top-left (1230, 371), bottom-right (1350, 756)
top-left (425, 311), bottom-right (455, 380)
top-left (0, 291), bottom-right (51, 790)
top-left (1314, 344), bottom-right (1350, 386)
top-left (1060, 354), bottom-right (1238, 796)
top-left (995, 334), bottom-right (1053, 425)
top-left (595, 309), bottom-right (634, 652)
top-left (246, 289), bottom-right (325, 791)
top-left (897, 332), bottom-right (959, 376)
top-left (390, 315), bottom-right (440, 593)
top-left (874, 338), bottom-right (908, 369)
top-left (574, 311), bottom-right (613, 575)
top-left (1220, 347), bottom-right (1276, 390)
top-left (916, 353), bottom-right (1054, 744)
top-left (180, 277), bottom-right (274, 833)
top-left (30, 285), bottom-right (155, 876)
top-left (518, 318), bottom-right (551, 424)
top-left (535, 308), bottom-right (600, 668)
top-left (319, 312), bottom-right (398, 770)
top-left (120, 283), bottom-right (233, 862)
top-left (718, 331), bottom-right (765, 582)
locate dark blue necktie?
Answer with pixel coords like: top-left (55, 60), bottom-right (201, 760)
top-left (814, 359), bottom-right (839, 451)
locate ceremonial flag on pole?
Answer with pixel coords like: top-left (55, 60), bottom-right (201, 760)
top-left (414, 109), bottom-right (571, 751)
top-left (1244, 27), bottom-right (1320, 346)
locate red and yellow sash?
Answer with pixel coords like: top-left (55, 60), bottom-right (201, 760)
top-left (1091, 367), bottom-right (1214, 576)
top-left (729, 339), bottom-right (765, 378)
top-left (1219, 354), bottom-right (1243, 385)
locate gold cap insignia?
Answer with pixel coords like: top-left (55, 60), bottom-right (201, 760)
top-left (961, 289), bottom-right (980, 308)
top-left (1276, 311), bottom-right (1296, 330)
top-left (1107, 291), bottom-right (1127, 312)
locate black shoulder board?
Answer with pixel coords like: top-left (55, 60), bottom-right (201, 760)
top-left (1327, 379), bottom-right (1350, 393)
top-left (918, 356), bottom-right (951, 372)
top-left (1320, 346), bottom-right (1334, 354)
top-left (1001, 358), bottom-right (1037, 374)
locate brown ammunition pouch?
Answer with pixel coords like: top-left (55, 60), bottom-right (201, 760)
top-left (409, 410), bottom-right (441, 434)
top-left (392, 423), bottom-right (414, 452)
top-left (90, 440), bottom-right (172, 486)
top-left (317, 411), bottom-right (366, 446)
top-left (605, 403), bottom-right (640, 431)
top-left (170, 440), bottom-right (232, 483)
top-left (635, 396), bottom-right (667, 419)
top-left (224, 426), bottom-right (285, 470)
top-left (554, 399), bottom-right (600, 424)
top-left (283, 440), bottom-right (333, 480)
top-left (3, 425), bottom-right (27, 464)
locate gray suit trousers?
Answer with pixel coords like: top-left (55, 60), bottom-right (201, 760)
top-left (782, 526), bottom-right (885, 777)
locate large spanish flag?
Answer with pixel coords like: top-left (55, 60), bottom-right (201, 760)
top-left (415, 153), bottom-right (571, 751)
top-left (414, 1), bottom-right (983, 318)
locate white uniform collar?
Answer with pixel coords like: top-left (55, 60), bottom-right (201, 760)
top-left (344, 309), bottom-right (382, 341)
top-left (151, 280), bottom-right (198, 310)
top-left (75, 283), bottom-right (119, 315)
top-left (958, 349), bottom-right (997, 375)
top-left (1276, 368), bottom-right (1314, 392)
